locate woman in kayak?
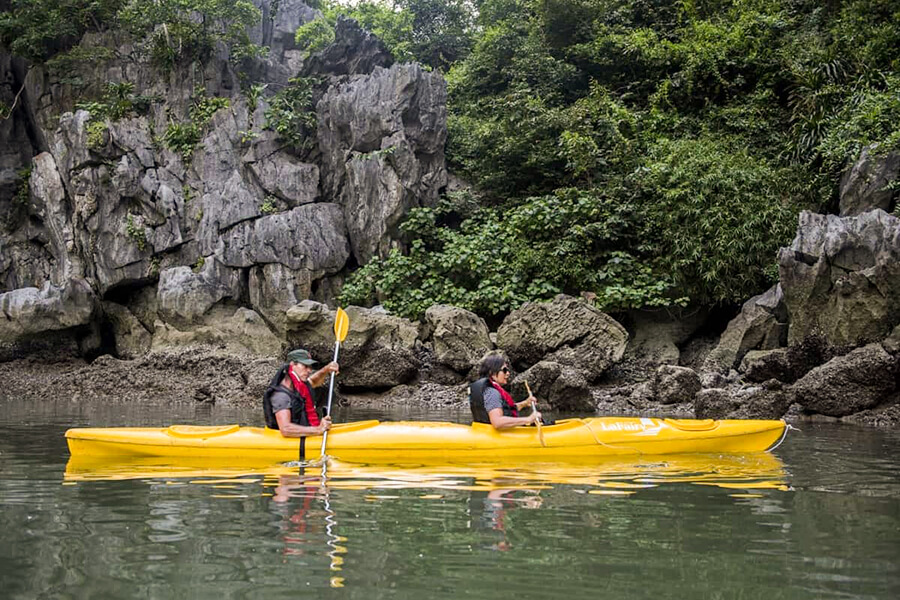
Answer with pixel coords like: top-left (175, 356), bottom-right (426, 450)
top-left (263, 348), bottom-right (338, 438)
top-left (470, 352), bottom-right (542, 429)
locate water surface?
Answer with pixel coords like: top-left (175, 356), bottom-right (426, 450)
top-left (1, 399), bottom-right (898, 599)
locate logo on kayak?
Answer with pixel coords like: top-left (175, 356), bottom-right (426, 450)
top-left (597, 419), bottom-right (663, 435)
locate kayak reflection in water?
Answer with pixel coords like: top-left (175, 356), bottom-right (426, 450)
top-left (263, 348), bottom-right (339, 438)
top-left (470, 352), bottom-right (542, 430)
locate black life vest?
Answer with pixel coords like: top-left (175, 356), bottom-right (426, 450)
top-left (262, 364), bottom-right (318, 430)
top-left (469, 377), bottom-right (517, 424)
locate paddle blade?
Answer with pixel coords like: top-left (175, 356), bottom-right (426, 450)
top-left (334, 307), bottom-right (350, 342)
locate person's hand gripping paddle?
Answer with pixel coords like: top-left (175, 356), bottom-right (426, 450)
top-left (320, 307), bottom-right (349, 462)
top-left (525, 380), bottom-right (545, 447)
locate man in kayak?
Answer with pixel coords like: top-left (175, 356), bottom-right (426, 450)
top-left (263, 348), bottom-right (339, 438)
top-left (470, 352), bottom-right (542, 429)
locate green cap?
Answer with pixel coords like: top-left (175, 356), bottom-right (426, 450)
top-left (286, 348), bottom-right (318, 366)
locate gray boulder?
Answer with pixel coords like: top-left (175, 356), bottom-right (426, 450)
top-left (739, 349), bottom-right (792, 383)
top-left (157, 257), bottom-right (242, 326)
top-left (496, 295), bottom-right (629, 380)
top-left (791, 343), bottom-right (898, 417)
top-left (511, 361), bottom-right (594, 412)
top-left (285, 301), bottom-right (420, 389)
top-left (0, 278), bottom-right (96, 342)
top-left (839, 146), bottom-right (900, 217)
top-left (703, 284), bottom-right (788, 373)
top-left (652, 365), bottom-right (701, 405)
top-left (778, 210), bottom-right (900, 346)
top-left (151, 307), bottom-right (282, 356)
top-left (423, 305), bottom-right (493, 373)
top-left (694, 386), bottom-right (790, 420)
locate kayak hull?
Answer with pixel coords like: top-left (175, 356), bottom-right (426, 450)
top-left (66, 417), bottom-right (787, 463)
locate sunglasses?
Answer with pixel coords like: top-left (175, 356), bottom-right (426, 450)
top-left (500, 367), bottom-right (511, 374)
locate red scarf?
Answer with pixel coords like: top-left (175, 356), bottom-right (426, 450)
top-left (288, 368), bottom-right (320, 426)
top-left (489, 380), bottom-right (518, 416)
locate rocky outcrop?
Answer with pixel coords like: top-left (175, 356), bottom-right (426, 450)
top-left (694, 384), bottom-right (790, 420)
top-left (839, 146), bottom-right (900, 217)
top-left (300, 16), bottom-right (393, 78)
top-left (0, 1), bottom-right (448, 360)
top-left (511, 361), bottom-right (594, 412)
top-left (317, 62), bottom-right (448, 264)
top-left (652, 365), bottom-right (701, 405)
top-left (703, 284), bottom-right (788, 373)
top-left (791, 343), bottom-right (898, 417)
top-left (0, 278), bottom-right (96, 342)
top-left (778, 210), bottom-right (900, 347)
top-left (496, 295), bottom-right (628, 380)
top-left (624, 308), bottom-right (709, 365)
top-left (285, 301), bottom-right (420, 389)
top-left (422, 305), bottom-right (493, 374)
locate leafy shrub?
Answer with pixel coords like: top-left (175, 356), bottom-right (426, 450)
top-left (294, 18), bottom-right (334, 56)
top-left (637, 134), bottom-right (808, 304)
top-left (264, 76), bottom-right (319, 151)
top-left (340, 188), bottom-right (680, 319)
top-left (162, 88), bottom-right (229, 161)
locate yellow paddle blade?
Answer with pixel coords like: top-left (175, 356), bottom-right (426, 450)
top-left (334, 307), bottom-right (350, 342)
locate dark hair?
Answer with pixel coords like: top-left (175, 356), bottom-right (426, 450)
top-left (478, 352), bottom-right (509, 379)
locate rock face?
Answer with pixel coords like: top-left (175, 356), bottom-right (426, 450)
top-left (778, 210), bottom-right (900, 347)
top-left (652, 365), bottom-right (701, 405)
top-left (317, 62), bottom-right (448, 264)
top-left (511, 361), bottom-right (594, 412)
top-left (839, 146), bottom-right (900, 217)
top-left (285, 301), bottom-right (420, 389)
top-left (624, 308), bottom-right (709, 365)
top-left (0, 279), bottom-right (96, 342)
top-left (423, 305), bottom-right (493, 373)
top-left (496, 295), bottom-right (629, 381)
top-left (0, 1), bottom-right (448, 360)
top-left (703, 285), bottom-right (788, 373)
top-left (791, 343), bottom-right (898, 417)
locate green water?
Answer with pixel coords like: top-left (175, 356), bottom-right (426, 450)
top-left (1, 399), bottom-right (898, 599)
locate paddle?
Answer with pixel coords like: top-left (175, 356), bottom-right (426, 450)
top-left (319, 307), bottom-right (349, 587)
top-left (525, 380), bottom-right (545, 447)
top-left (320, 307), bottom-right (350, 460)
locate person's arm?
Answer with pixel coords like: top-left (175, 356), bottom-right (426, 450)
top-left (308, 361), bottom-right (339, 388)
top-left (274, 409), bottom-right (331, 437)
top-left (488, 407), bottom-right (541, 430)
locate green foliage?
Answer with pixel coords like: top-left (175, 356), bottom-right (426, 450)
top-left (637, 134), bottom-right (807, 304)
top-left (319, 0), bottom-right (474, 69)
top-left (294, 18), bottom-right (335, 56)
top-left (192, 256), bottom-right (205, 272)
top-left (125, 213), bottom-right (147, 251)
top-left (85, 120), bottom-right (108, 149)
top-left (162, 88), bottom-right (229, 162)
top-left (45, 45), bottom-right (115, 78)
top-left (118, 0), bottom-right (262, 70)
top-left (76, 81), bottom-right (155, 121)
top-left (340, 189), bottom-right (680, 319)
top-left (260, 196), bottom-right (278, 215)
top-left (0, 0), bottom-right (123, 62)
top-left (264, 76), bottom-right (319, 151)
top-left (13, 166), bottom-right (32, 206)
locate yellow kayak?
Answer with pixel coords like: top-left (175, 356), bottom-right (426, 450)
top-left (65, 417), bottom-right (787, 462)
